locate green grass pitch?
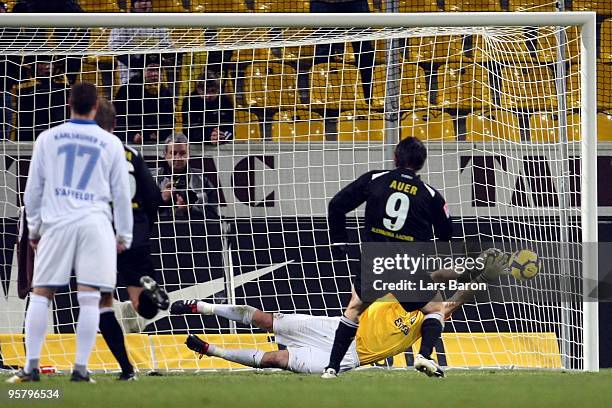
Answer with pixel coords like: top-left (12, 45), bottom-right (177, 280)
top-left (2, 369), bottom-right (612, 408)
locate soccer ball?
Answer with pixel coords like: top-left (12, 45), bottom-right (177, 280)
top-left (509, 249), bottom-right (541, 281)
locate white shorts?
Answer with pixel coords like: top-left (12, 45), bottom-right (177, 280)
top-left (32, 214), bottom-right (117, 292)
top-left (273, 313), bottom-right (360, 374)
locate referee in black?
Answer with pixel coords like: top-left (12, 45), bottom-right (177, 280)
top-left (95, 97), bottom-right (168, 381)
top-left (322, 137), bottom-right (453, 378)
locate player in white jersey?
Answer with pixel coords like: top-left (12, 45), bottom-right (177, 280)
top-left (6, 82), bottom-right (133, 384)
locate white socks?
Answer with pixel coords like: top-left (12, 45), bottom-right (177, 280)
top-left (197, 302), bottom-right (257, 326)
top-left (75, 291), bottom-right (101, 372)
top-left (207, 344), bottom-right (265, 368)
top-left (24, 294), bottom-right (50, 373)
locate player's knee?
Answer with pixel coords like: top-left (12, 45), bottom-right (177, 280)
top-left (136, 291), bottom-right (158, 319)
top-left (260, 351), bottom-right (288, 369)
top-left (252, 311), bottom-right (273, 331)
top-left (32, 287), bottom-right (56, 300)
top-left (99, 292), bottom-right (113, 308)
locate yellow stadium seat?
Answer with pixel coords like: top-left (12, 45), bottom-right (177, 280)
top-left (255, 0), bottom-right (308, 12)
top-left (80, 0), bottom-right (124, 12)
top-left (242, 63), bottom-right (300, 108)
top-left (234, 111), bottom-right (261, 140)
top-left (271, 110), bottom-right (325, 142)
top-left (499, 65), bottom-right (557, 110)
top-left (566, 63), bottom-right (612, 111)
top-left (471, 33), bottom-right (531, 62)
top-left (337, 112), bottom-right (385, 142)
top-left (400, 110), bottom-right (456, 141)
top-left (309, 62), bottom-right (369, 110)
top-left (598, 112), bottom-right (612, 141)
top-left (602, 20), bottom-right (612, 63)
top-left (218, 29), bottom-right (271, 62)
top-left (398, 0), bottom-right (442, 12)
top-left (566, 114), bottom-right (582, 141)
top-left (371, 64), bottom-right (429, 110)
top-left (153, 0), bottom-right (187, 12)
top-left (192, 0), bottom-right (248, 12)
top-left (368, 0), bottom-right (382, 12)
top-left (465, 111), bottom-right (522, 142)
top-left (273, 29), bottom-right (315, 61)
top-left (435, 63), bottom-right (491, 110)
top-left (599, 63), bottom-right (612, 110)
top-left (530, 27), bottom-right (579, 64)
top-left (445, 0), bottom-right (502, 11)
top-left (82, 28), bottom-right (120, 97)
top-left (566, 64), bottom-right (581, 110)
top-left (529, 113), bottom-right (581, 142)
top-left (406, 35), bottom-right (467, 63)
top-left (343, 40), bottom-right (387, 65)
top-left (572, 1), bottom-right (612, 14)
top-left (508, 0), bottom-right (557, 12)
top-left (177, 52), bottom-right (209, 101)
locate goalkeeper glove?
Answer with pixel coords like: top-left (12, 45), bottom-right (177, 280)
top-left (476, 248), bottom-right (510, 283)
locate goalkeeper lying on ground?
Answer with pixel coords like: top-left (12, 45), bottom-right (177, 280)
top-left (171, 248), bottom-right (509, 375)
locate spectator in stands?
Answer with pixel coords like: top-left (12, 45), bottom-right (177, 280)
top-left (113, 56), bottom-right (175, 144)
top-left (0, 55), bottom-right (18, 140)
top-left (12, 1), bottom-right (85, 83)
top-left (14, 57), bottom-right (69, 141)
top-left (0, 2), bottom-right (7, 12)
top-left (157, 133), bottom-right (220, 220)
top-left (182, 71), bottom-right (234, 144)
top-left (310, 0), bottom-right (376, 100)
top-left (11, 0), bottom-right (83, 12)
top-left (109, 1), bottom-right (175, 84)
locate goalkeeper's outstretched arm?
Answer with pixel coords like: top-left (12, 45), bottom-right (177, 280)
top-left (441, 248), bottom-right (510, 318)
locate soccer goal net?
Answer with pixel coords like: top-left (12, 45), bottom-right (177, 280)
top-left (0, 12), bottom-right (598, 373)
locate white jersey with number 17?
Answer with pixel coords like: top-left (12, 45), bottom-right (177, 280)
top-left (24, 119), bottom-right (133, 248)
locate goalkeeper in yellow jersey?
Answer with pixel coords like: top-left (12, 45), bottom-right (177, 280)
top-left (170, 249), bottom-right (508, 374)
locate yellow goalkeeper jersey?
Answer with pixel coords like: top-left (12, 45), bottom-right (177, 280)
top-left (355, 297), bottom-right (424, 365)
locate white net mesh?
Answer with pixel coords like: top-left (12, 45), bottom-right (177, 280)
top-left (0, 21), bottom-right (593, 372)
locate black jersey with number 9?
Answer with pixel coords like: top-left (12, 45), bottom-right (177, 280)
top-left (328, 168), bottom-right (452, 244)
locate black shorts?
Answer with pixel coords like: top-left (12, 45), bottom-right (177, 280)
top-left (117, 244), bottom-right (156, 287)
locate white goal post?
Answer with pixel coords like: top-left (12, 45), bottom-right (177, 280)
top-left (0, 12), bottom-right (598, 372)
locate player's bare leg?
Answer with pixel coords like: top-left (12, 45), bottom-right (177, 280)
top-left (185, 334), bottom-right (289, 369)
top-left (5, 286), bottom-right (55, 383)
top-left (322, 287), bottom-right (370, 379)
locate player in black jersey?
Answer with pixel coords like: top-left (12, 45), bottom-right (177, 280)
top-left (95, 97), bottom-right (168, 381)
top-left (322, 137), bottom-right (453, 379)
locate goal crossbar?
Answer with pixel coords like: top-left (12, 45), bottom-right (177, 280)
top-left (0, 12), bottom-right (597, 29)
